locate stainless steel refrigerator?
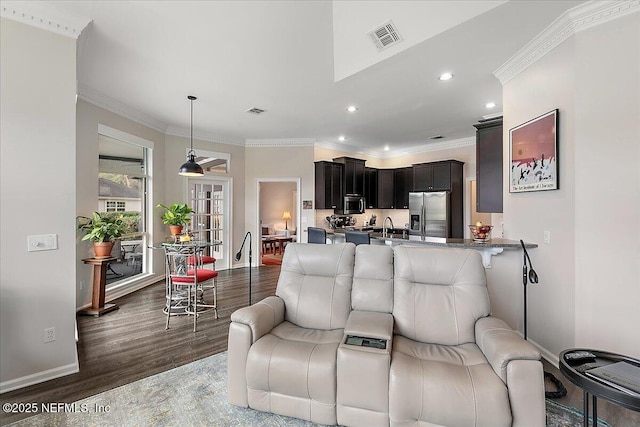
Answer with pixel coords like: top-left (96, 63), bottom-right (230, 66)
top-left (409, 192), bottom-right (450, 238)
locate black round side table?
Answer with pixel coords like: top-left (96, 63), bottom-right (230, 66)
top-left (559, 349), bottom-right (640, 427)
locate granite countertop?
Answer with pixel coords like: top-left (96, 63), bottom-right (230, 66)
top-left (368, 233), bottom-right (537, 249)
top-left (323, 228), bottom-right (537, 249)
top-left (326, 227), bottom-right (382, 234)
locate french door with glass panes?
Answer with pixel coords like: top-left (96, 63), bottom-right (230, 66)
top-left (188, 178), bottom-right (230, 270)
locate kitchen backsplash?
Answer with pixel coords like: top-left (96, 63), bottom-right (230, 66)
top-left (315, 209), bottom-right (409, 229)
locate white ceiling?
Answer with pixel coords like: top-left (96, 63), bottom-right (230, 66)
top-left (38, 1), bottom-right (584, 156)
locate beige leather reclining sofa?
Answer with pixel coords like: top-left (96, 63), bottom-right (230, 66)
top-left (228, 243), bottom-right (545, 427)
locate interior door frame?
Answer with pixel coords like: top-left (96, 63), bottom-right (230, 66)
top-left (185, 175), bottom-right (233, 270)
top-left (256, 177), bottom-right (301, 263)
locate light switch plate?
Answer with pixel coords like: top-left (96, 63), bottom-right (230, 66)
top-left (27, 234), bottom-right (58, 252)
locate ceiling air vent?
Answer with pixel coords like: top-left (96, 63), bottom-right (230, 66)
top-left (246, 107), bottom-right (267, 115)
top-left (368, 20), bottom-right (403, 51)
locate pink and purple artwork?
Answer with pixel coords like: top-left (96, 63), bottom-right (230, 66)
top-left (509, 109), bottom-right (558, 193)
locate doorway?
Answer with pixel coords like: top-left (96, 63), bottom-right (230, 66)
top-left (257, 178), bottom-right (301, 265)
top-left (187, 177), bottom-right (232, 270)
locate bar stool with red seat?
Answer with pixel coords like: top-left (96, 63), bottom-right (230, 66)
top-left (165, 246), bottom-right (218, 332)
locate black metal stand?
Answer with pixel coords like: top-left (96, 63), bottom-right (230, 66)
top-left (235, 231), bottom-right (253, 306)
top-left (520, 240), bottom-right (566, 399)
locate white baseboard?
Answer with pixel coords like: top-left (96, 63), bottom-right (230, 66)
top-left (527, 337), bottom-right (560, 369)
top-left (0, 362), bottom-right (79, 394)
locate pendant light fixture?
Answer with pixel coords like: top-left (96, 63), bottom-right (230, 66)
top-left (179, 95), bottom-right (204, 176)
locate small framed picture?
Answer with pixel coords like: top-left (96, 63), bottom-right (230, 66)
top-left (509, 109), bottom-right (559, 193)
top-left (302, 200), bottom-right (313, 210)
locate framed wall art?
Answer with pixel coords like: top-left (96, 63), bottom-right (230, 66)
top-left (509, 109), bottom-right (558, 193)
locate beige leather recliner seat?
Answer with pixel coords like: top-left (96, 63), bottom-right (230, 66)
top-left (389, 246), bottom-right (544, 427)
top-left (227, 243), bottom-right (355, 425)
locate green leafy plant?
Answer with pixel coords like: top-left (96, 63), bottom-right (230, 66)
top-left (77, 212), bottom-right (127, 243)
top-left (157, 203), bottom-right (193, 226)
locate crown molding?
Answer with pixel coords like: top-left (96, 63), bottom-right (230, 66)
top-left (1, 1), bottom-right (92, 39)
top-left (378, 137), bottom-right (476, 159)
top-left (314, 140), bottom-right (369, 155)
top-left (77, 83), bottom-right (168, 133)
top-left (245, 138), bottom-right (316, 147)
top-left (315, 137), bottom-right (476, 159)
top-left (494, 0), bottom-right (639, 85)
top-left (165, 126), bottom-right (245, 147)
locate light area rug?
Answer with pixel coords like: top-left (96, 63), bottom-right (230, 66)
top-left (9, 352), bottom-right (611, 427)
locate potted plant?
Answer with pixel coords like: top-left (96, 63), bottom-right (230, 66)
top-left (157, 203), bottom-right (193, 235)
top-left (77, 212), bottom-right (127, 258)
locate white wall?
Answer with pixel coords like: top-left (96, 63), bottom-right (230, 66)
top-left (502, 38), bottom-right (577, 358)
top-left (573, 13), bottom-right (640, 357)
top-left (502, 12), bottom-right (640, 359)
top-left (0, 19), bottom-right (79, 391)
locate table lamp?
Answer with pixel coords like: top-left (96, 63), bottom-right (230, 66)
top-left (282, 211), bottom-right (292, 230)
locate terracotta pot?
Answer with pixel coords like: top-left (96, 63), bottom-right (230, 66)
top-left (169, 225), bottom-right (183, 236)
top-left (93, 241), bottom-right (115, 259)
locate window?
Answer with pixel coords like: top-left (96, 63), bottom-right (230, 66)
top-left (106, 201), bottom-right (126, 212)
top-left (98, 131), bottom-right (151, 285)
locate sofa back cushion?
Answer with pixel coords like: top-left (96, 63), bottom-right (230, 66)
top-left (393, 246), bottom-right (490, 345)
top-left (276, 243), bottom-right (355, 330)
top-left (352, 245), bottom-right (394, 313)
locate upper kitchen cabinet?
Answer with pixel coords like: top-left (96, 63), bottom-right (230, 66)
top-left (474, 118), bottom-right (503, 213)
top-left (413, 160), bottom-right (463, 192)
top-left (393, 167), bottom-right (413, 209)
top-left (377, 169), bottom-right (395, 209)
top-left (364, 167), bottom-right (378, 209)
top-left (333, 157), bottom-right (365, 196)
top-left (314, 161), bottom-right (344, 210)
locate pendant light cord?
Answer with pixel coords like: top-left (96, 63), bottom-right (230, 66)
top-left (189, 95), bottom-right (195, 155)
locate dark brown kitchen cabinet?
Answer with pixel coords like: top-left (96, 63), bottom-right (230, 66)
top-left (364, 167), bottom-right (378, 209)
top-left (314, 161), bottom-right (343, 210)
top-left (413, 161), bottom-right (456, 191)
top-left (393, 167), bottom-right (412, 209)
top-left (412, 160), bottom-right (464, 238)
top-left (377, 169), bottom-right (394, 209)
top-left (333, 157), bottom-right (365, 196)
top-left (474, 118), bottom-right (503, 213)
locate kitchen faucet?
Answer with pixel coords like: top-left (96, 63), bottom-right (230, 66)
top-left (383, 216), bottom-right (394, 238)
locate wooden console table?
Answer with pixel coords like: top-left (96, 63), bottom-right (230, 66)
top-left (79, 257), bottom-right (119, 317)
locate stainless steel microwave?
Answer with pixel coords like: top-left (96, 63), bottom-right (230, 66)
top-left (336, 195), bottom-right (365, 215)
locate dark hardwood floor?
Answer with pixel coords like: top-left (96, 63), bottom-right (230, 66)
top-left (2, 264), bottom-right (638, 426)
top-left (1, 265), bottom-right (280, 425)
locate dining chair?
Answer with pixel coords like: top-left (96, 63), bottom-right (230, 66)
top-left (164, 246), bottom-right (218, 332)
top-left (308, 227), bottom-right (327, 244)
top-left (345, 230), bottom-right (371, 246)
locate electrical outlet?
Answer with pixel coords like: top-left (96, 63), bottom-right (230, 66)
top-left (544, 230), bottom-right (551, 244)
top-left (44, 327), bottom-right (55, 343)
top-left (80, 280), bottom-right (84, 290)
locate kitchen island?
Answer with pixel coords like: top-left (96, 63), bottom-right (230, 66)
top-left (324, 228), bottom-right (536, 268)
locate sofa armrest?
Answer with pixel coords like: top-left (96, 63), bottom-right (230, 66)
top-left (345, 310), bottom-right (394, 341)
top-left (475, 316), bottom-right (540, 383)
top-left (230, 296), bottom-right (285, 343)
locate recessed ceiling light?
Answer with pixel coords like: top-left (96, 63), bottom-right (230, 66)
top-left (384, 145), bottom-right (390, 151)
top-left (439, 72), bottom-right (454, 81)
top-left (338, 136), bottom-right (346, 141)
top-left (347, 106), bottom-right (358, 113)
top-left (486, 102), bottom-right (496, 109)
